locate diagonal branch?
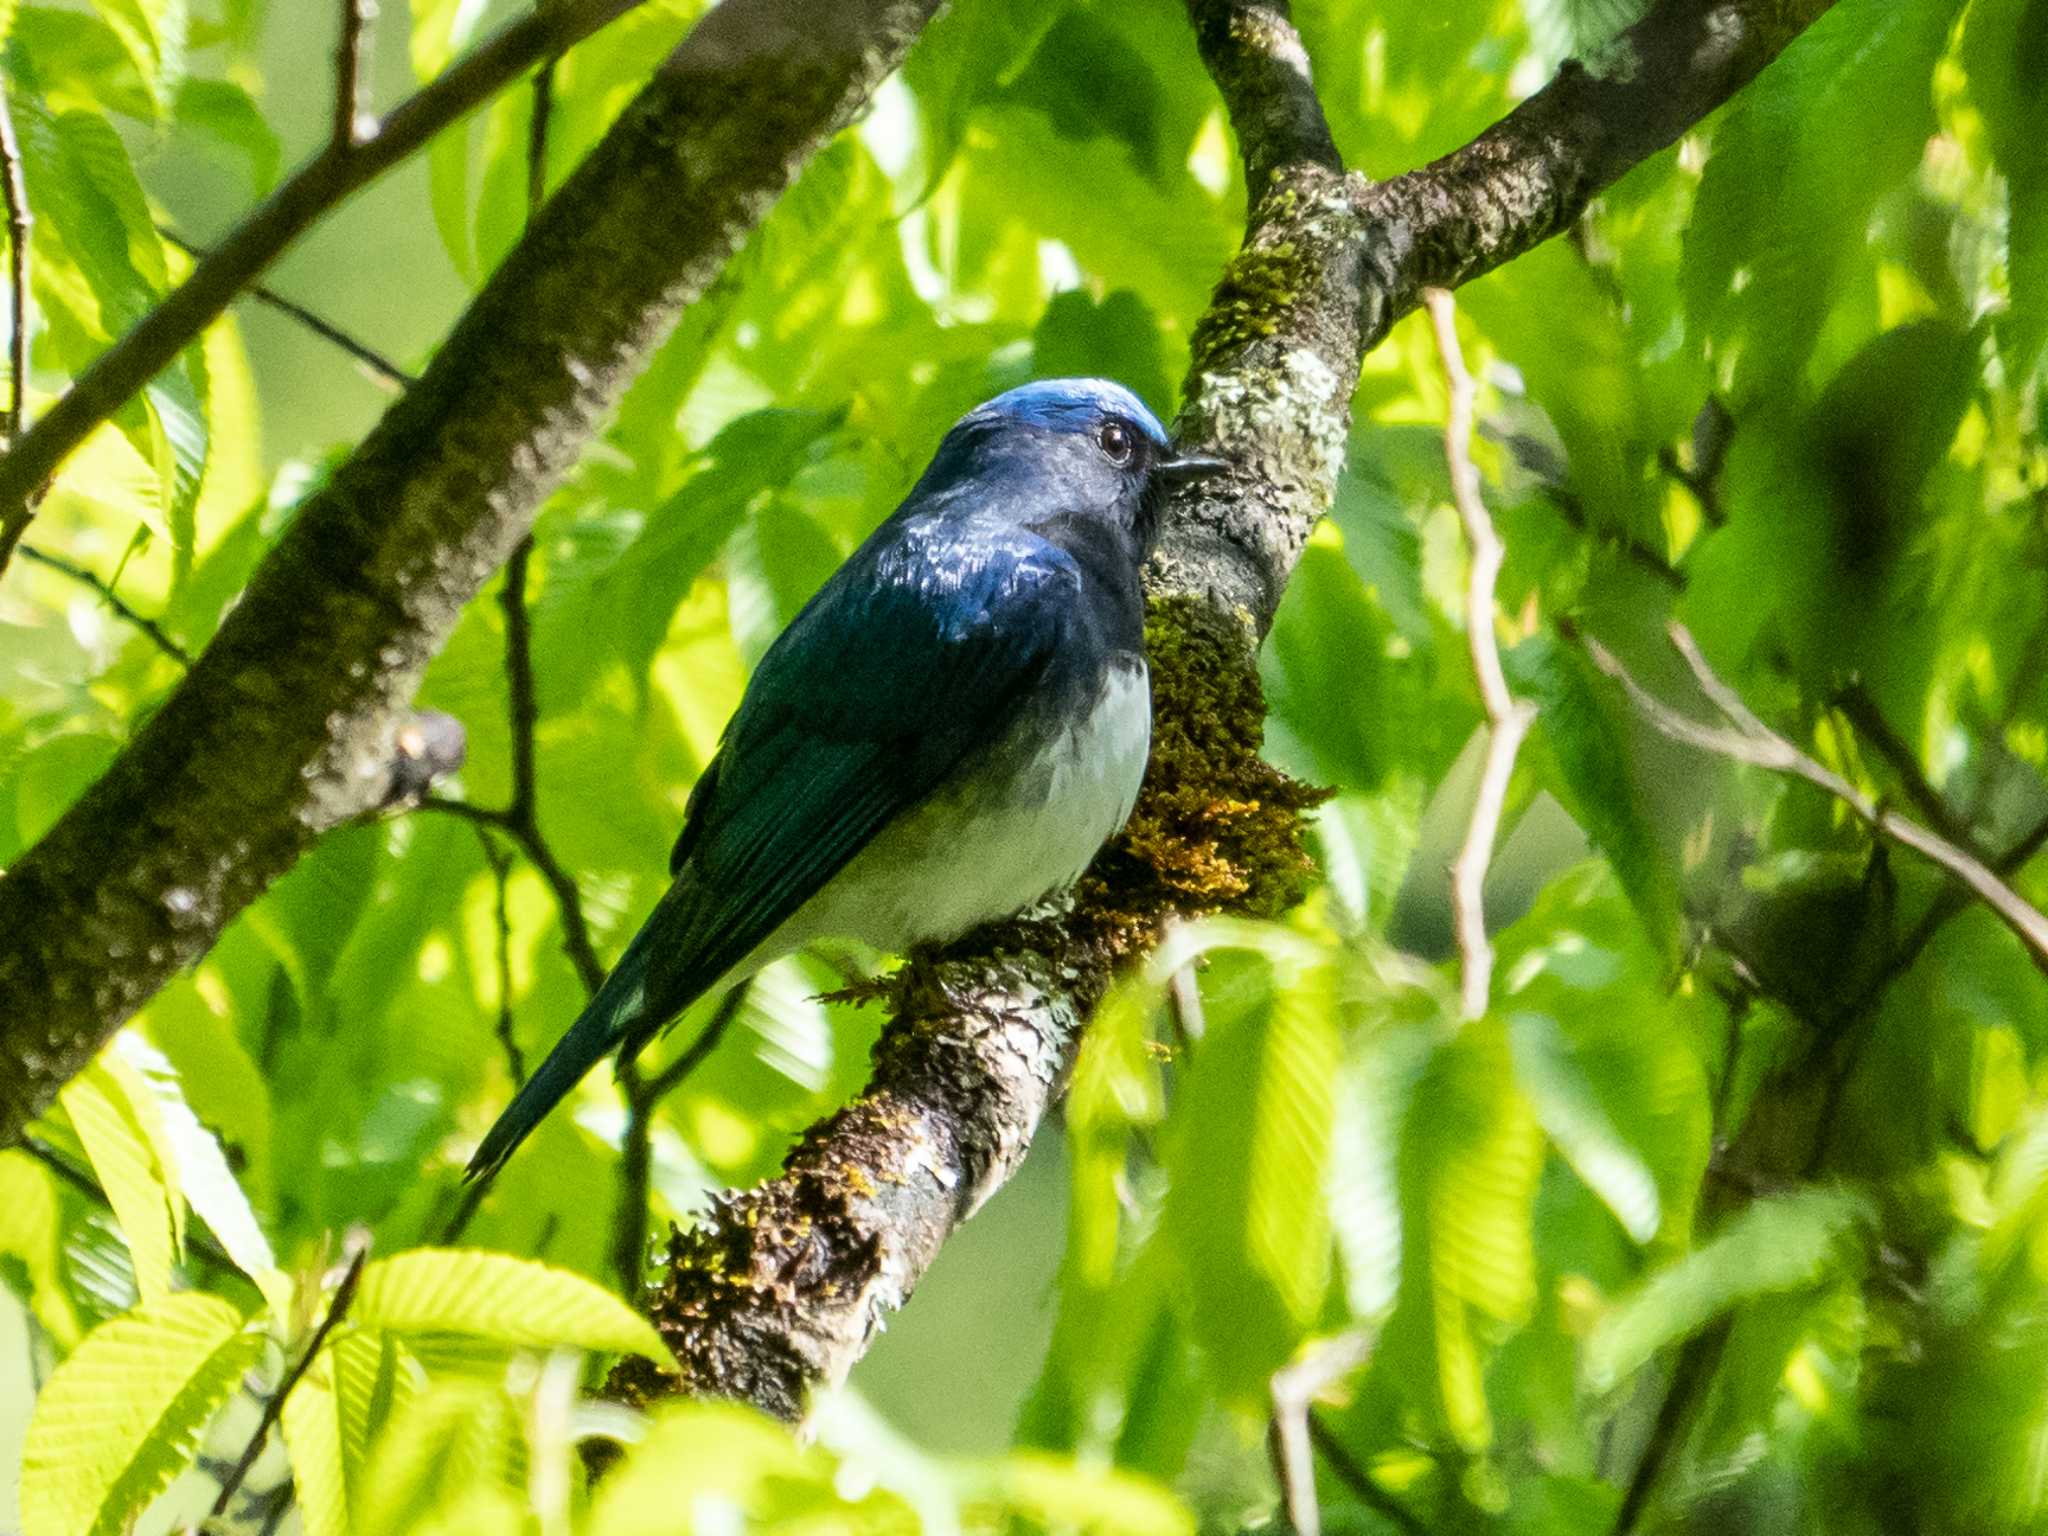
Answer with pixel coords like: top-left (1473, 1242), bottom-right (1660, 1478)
top-left (1585, 623), bottom-right (2048, 968)
top-left (15, 544), bottom-right (192, 665)
top-left (0, 0), bottom-right (946, 1148)
top-left (0, 0), bottom-right (657, 567)
top-left (608, 0), bottom-right (1840, 1424)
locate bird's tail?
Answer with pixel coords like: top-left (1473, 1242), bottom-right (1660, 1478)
top-left (464, 919), bottom-right (665, 1183)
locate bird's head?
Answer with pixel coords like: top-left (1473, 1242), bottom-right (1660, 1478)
top-left (924, 379), bottom-right (1227, 554)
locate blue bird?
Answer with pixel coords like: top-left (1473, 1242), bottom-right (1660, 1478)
top-left (466, 379), bottom-right (1225, 1180)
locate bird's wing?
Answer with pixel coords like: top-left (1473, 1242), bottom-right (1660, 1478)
top-left (647, 518), bottom-right (1081, 1013)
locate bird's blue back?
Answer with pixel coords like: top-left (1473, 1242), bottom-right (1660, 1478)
top-left (465, 379), bottom-right (1172, 1180)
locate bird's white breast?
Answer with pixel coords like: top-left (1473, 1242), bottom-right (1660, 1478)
top-left (769, 656), bottom-right (1151, 958)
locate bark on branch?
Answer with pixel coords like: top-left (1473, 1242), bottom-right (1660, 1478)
top-left (607, 0), bottom-right (1839, 1420)
top-left (0, 0), bottom-right (944, 1146)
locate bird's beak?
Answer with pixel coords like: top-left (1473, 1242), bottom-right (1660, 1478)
top-left (1156, 451), bottom-right (1230, 486)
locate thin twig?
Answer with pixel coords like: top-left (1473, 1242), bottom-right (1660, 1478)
top-left (527, 60), bottom-right (557, 216)
top-left (15, 544), bottom-right (192, 664)
top-left (1269, 1331), bottom-right (1372, 1536)
top-left (0, 82), bottom-right (29, 446)
top-left (1425, 287), bottom-right (1537, 1020)
top-left (480, 831), bottom-right (527, 1086)
top-left (1305, 1413), bottom-right (1431, 1536)
top-left (1613, 1323), bottom-right (1729, 1534)
top-left (0, 0), bottom-right (649, 569)
top-left (503, 538), bottom-right (540, 824)
top-left (1831, 682), bottom-right (1977, 853)
top-left (156, 227), bottom-right (414, 390)
top-left (334, 0), bottom-right (378, 150)
top-left (1585, 623), bottom-right (2048, 968)
top-left (612, 982), bottom-right (752, 1291)
top-left (208, 1228), bottom-right (372, 1520)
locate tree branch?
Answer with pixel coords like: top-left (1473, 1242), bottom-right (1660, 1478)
top-left (0, 0), bottom-right (656, 565)
top-left (207, 1229), bottom-right (371, 1521)
top-left (157, 227), bottom-right (415, 390)
top-left (333, 0), bottom-right (377, 151)
top-left (14, 544), bottom-right (192, 665)
top-left (0, 80), bottom-right (29, 447)
top-left (1585, 623), bottom-right (2048, 968)
top-left (0, 0), bottom-right (945, 1147)
top-left (608, 0), bottom-right (1838, 1426)
top-left (1425, 287), bottom-right (1536, 1020)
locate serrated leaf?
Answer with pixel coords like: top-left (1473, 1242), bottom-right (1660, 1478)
top-left (59, 1057), bottom-right (179, 1302)
top-left (1163, 939), bottom-right (1340, 1400)
top-left (1261, 543), bottom-right (1392, 791)
top-left (18, 1292), bottom-right (262, 1536)
top-left (353, 1248), bottom-right (670, 1361)
top-left (590, 1401), bottom-right (840, 1536)
top-left (88, 0), bottom-right (184, 114)
top-left (1381, 1018), bottom-right (1545, 1450)
top-left (143, 342), bottom-right (211, 583)
top-left (356, 1378), bottom-right (525, 1536)
top-left (281, 1329), bottom-right (418, 1536)
top-left (1584, 1187), bottom-right (1870, 1392)
top-left (112, 1031), bottom-right (288, 1316)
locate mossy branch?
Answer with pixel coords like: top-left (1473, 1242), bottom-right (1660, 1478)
top-left (608, 0), bottom-right (1843, 1423)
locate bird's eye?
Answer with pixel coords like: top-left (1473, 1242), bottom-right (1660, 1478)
top-left (1097, 419), bottom-right (1136, 466)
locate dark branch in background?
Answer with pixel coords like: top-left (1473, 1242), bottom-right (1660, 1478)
top-left (157, 227), bottom-right (414, 391)
top-left (0, 0), bottom-right (659, 571)
top-left (1307, 1413), bottom-right (1432, 1536)
top-left (1831, 681), bottom-right (1979, 853)
top-left (1585, 623), bottom-right (2048, 966)
top-left (333, 0), bottom-right (377, 150)
top-left (208, 1229), bottom-right (371, 1522)
top-left (612, 983), bottom-right (752, 1293)
top-left (14, 544), bottom-right (192, 665)
top-left (0, 81), bottom-right (29, 446)
top-left (0, 0), bottom-right (944, 1147)
top-left (600, 0), bottom-right (1842, 1426)
top-left (480, 833), bottom-right (526, 1086)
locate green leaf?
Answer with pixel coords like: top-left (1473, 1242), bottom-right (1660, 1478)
top-left (0, 1150), bottom-right (83, 1346)
top-left (356, 1378), bottom-right (525, 1536)
top-left (113, 1032), bottom-right (288, 1315)
top-left (1381, 1017), bottom-right (1545, 1450)
top-left (900, 0), bottom-right (1073, 185)
top-left (10, 9), bottom-right (155, 120)
top-left (985, 1453), bottom-right (1195, 1536)
top-left (143, 342), bottom-right (211, 585)
top-left (1033, 288), bottom-right (1173, 420)
top-left (1583, 1187), bottom-right (1870, 1392)
top-left (282, 1329), bottom-right (418, 1536)
top-left (352, 1248), bottom-right (671, 1360)
top-left (1682, 0), bottom-right (1961, 396)
top-left (1163, 934), bottom-right (1340, 1400)
top-left (59, 1056), bottom-right (180, 1302)
top-left (173, 77), bottom-right (281, 196)
top-left (18, 1292), bottom-right (262, 1536)
top-left (407, 0), bottom-right (488, 78)
top-left (88, 0), bottom-right (184, 114)
top-left (1260, 543), bottom-right (1392, 791)
top-left (1963, 0), bottom-right (2048, 376)
top-left (1509, 631), bottom-right (1680, 952)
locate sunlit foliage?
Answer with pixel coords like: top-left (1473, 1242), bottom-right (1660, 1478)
top-left (1, 0), bottom-right (2044, 1530)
